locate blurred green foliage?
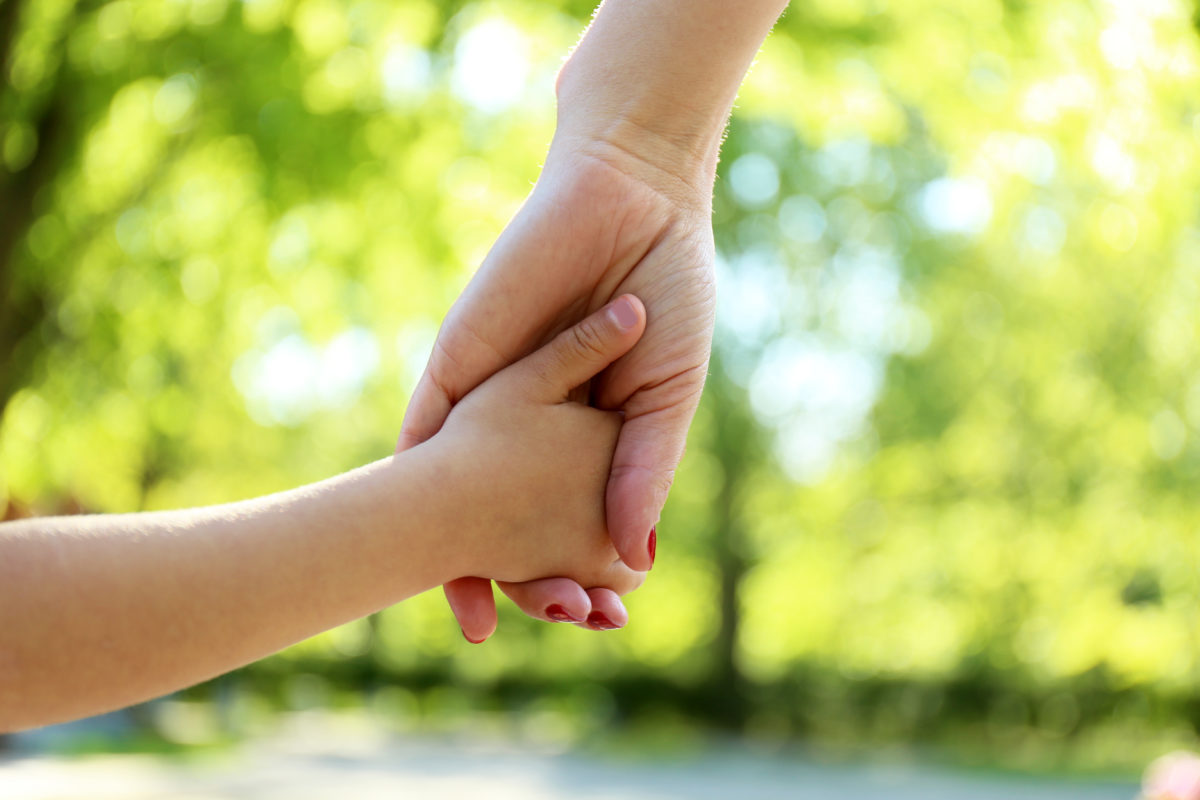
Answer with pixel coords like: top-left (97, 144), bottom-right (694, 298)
top-left (3, 0), bottom-right (1200, 770)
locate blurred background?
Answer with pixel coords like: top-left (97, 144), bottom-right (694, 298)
top-left (2, 0), bottom-right (1200, 793)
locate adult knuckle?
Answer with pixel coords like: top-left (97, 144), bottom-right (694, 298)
top-left (610, 463), bottom-right (677, 498)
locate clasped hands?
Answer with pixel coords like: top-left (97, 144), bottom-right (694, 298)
top-left (399, 142), bottom-right (717, 642)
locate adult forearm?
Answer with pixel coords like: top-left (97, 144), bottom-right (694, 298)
top-left (0, 454), bottom-right (453, 731)
top-left (555, 0), bottom-right (789, 192)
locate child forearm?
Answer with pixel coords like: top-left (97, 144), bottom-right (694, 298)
top-left (0, 296), bottom-right (649, 732)
top-left (0, 452), bottom-right (453, 732)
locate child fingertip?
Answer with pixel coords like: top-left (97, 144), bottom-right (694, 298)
top-left (608, 295), bottom-right (640, 331)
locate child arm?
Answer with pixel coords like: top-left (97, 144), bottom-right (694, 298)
top-left (0, 296), bottom-right (646, 732)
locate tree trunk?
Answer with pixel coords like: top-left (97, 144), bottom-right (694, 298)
top-left (703, 352), bottom-right (764, 729)
top-left (0, 0), bottom-right (76, 418)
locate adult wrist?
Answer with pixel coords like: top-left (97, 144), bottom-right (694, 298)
top-left (552, 79), bottom-right (725, 202)
top-left (549, 0), bottom-right (789, 200)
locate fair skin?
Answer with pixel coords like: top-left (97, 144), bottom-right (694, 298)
top-left (407, 0), bottom-right (792, 639)
top-left (0, 297), bottom-right (647, 733)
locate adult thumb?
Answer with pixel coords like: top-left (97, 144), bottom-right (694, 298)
top-left (520, 295), bottom-right (646, 400)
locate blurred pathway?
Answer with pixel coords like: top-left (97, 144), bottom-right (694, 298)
top-left (1, 718), bottom-right (1140, 800)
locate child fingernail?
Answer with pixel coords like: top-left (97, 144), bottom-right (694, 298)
top-left (546, 604), bottom-right (578, 622)
top-left (648, 526), bottom-right (657, 567)
top-left (609, 297), bottom-right (639, 331)
top-left (462, 629), bottom-right (487, 644)
top-left (586, 612), bottom-right (620, 631)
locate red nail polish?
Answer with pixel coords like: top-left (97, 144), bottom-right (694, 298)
top-left (586, 612), bottom-right (620, 631)
top-left (647, 526), bottom-right (657, 567)
top-left (546, 604), bottom-right (576, 622)
top-left (462, 629), bottom-right (487, 644)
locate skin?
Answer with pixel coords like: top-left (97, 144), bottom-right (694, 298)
top-left (402, 0), bottom-right (792, 640)
top-left (0, 297), bottom-right (647, 733)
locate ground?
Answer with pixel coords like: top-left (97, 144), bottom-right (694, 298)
top-left (1, 713), bottom-right (1142, 800)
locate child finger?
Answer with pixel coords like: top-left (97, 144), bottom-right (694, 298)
top-left (517, 295), bottom-right (646, 401)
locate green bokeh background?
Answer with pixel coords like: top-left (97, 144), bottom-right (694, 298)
top-left (3, 0), bottom-right (1200, 773)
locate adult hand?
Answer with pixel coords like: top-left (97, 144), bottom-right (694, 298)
top-left (398, 146), bottom-right (715, 640)
top-left (397, 0), bottom-right (787, 641)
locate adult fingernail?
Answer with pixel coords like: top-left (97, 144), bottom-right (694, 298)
top-left (586, 612), bottom-right (620, 631)
top-left (462, 629), bottom-right (487, 644)
top-left (648, 526), bottom-right (657, 567)
top-left (546, 604), bottom-right (579, 623)
top-left (609, 296), bottom-right (639, 331)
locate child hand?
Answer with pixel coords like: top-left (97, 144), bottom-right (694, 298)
top-left (427, 295), bottom-right (649, 594)
top-left (0, 297), bottom-right (649, 727)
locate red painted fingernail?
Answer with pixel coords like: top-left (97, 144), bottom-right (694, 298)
top-left (586, 612), bottom-right (620, 631)
top-left (546, 604), bottom-right (578, 622)
top-left (462, 629), bottom-right (487, 644)
top-left (648, 526), bottom-right (657, 567)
